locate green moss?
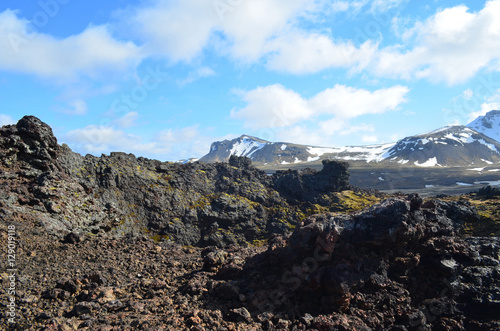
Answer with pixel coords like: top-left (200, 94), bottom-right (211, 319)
top-left (329, 190), bottom-right (380, 213)
top-left (150, 233), bottom-right (170, 243)
top-left (189, 195), bottom-right (211, 209)
top-left (441, 193), bottom-right (500, 237)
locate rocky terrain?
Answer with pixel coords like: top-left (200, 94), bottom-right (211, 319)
top-left (0, 116), bottom-right (499, 330)
top-left (0, 116), bottom-right (358, 248)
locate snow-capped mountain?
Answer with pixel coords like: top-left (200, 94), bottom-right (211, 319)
top-left (467, 109), bottom-right (500, 142)
top-left (199, 135), bottom-right (396, 165)
top-left (200, 125), bottom-right (500, 167)
top-left (383, 125), bottom-right (500, 167)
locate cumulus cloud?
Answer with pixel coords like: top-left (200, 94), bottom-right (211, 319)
top-left (230, 84), bottom-right (312, 129)
top-left (123, 0), bottom-right (376, 72)
top-left (230, 83), bottom-right (408, 146)
top-left (124, 0), bottom-right (317, 63)
top-left (126, 0), bottom-right (218, 62)
top-left (3, 0), bottom-right (498, 86)
top-left (309, 84), bottom-right (410, 118)
top-left (371, 1), bottom-right (500, 84)
top-left (64, 124), bottom-right (213, 161)
top-left (214, 0), bottom-right (316, 62)
top-left (122, 0), bottom-right (500, 83)
top-left (231, 84), bottom-right (409, 130)
top-left (121, 0), bottom-right (381, 74)
top-left (0, 10), bottom-right (143, 81)
top-left (266, 32), bottom-right (378, 74)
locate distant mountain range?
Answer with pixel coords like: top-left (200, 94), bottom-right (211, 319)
top-left (200, 110), bottom-right (500, 167)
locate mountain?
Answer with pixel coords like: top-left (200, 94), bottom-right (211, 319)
top-left (383, 125), bottom-right (500, 167)
top-left (200, 125), bottom-right (500, 167)
top-left (199, 135), bottom-right (395, 165)
top-left (467, 109), bottom-right (500, 142)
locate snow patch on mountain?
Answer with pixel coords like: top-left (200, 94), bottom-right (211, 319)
top-left (467, 167), bottom-right (485, 171)
top-left (307, 143), bottom-right (395, 163)
top-left (444, 132), bottom-right (475, 144)
top-left (478, 139), bottom-right (499, 152)
top-left (475, 180), bottom-right (500, 186)
top-left (467, 110), bottom-right (500, 142)
top-left (307, 146), bottom-right (339, 157)
top-left (230, 136), bottom-right (266, 158)
top-left (415, 157), bottom-right (440, 167)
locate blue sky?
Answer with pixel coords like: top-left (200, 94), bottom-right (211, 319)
top-left (1, 0), bottom-right (500, 161)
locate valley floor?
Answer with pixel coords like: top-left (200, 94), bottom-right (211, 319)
top-left (259, 161), bottom-right (500, 197)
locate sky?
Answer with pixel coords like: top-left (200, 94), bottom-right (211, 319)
top-left (1, 0), bottom-right (500, 161)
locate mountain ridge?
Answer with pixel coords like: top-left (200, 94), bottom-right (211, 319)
top-left (201, 111), bottom-right (500, 167)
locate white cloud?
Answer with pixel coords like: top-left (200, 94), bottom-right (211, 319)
top-left (372, 1), bottom-right (500, 84)
top-left (64, 124), bottom-right (212, 161)
top-left (467, 90), bottom-right (500, 122)
top-left (123, 0), bottom-right (329, 66)
top-left (266, 31), bottom-right (378, 74)
top-left (309, 84), bottom-right (409, 118)
top-left (0, 114), bottom-right (15, 126)
top-left (231, 84), bottom-right (312, 129)
top-left (215, 0), bottom-right (315, 62)
top-left (126, 0), bottom-right (218, 62)
top-left (0, 10), bottom-right (143, 81)
top-left (231, 84), bottom-right (409, 144)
